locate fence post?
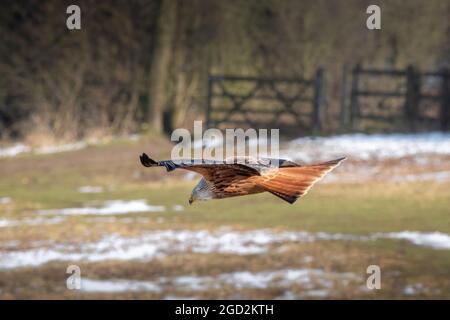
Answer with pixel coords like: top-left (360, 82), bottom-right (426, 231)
top-left (340, 64), bottom-right (349, 131)
top-left (404, 65), bottom-right (419, 132)
top-left (440, 68), bottom-right (450, 131)
top-left (312, 67), bottom-right (325, 134)
top-left (349, 64), bottom-right (360, 131)
top-left (206, 76), bottom-right (213, 128)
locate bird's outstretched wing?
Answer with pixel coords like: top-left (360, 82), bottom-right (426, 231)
top-left (139, 153), bottom-right (261, 181)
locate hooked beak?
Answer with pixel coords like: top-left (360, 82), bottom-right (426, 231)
top-left (188, 195), bottom-right (194, 205)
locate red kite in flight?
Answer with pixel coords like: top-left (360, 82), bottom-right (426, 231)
top-left (140, 153), bottom-right (345, 204)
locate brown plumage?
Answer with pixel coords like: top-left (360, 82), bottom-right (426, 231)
top-left (140, 153), bottom-right (345, 204)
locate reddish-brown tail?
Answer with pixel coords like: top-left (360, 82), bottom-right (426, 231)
top-left (256, 157), bottom-right (346, 204)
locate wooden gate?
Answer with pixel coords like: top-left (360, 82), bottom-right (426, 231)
top-left (206, 69), bottom-right (325, 135)
top-left (341, 64), bottom-right (450, 132)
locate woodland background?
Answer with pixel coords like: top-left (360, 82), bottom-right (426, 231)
top-left (0, 0), bottom-right (449, 142)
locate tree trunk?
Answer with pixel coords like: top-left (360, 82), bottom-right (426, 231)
top-left (148, 0), bottom-right (176, 133)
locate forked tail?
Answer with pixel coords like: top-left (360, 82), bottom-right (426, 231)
top-left (257, 157), bottom-right (346, 204)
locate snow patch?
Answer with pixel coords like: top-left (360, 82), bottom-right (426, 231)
top-left (36, 200), bottom-right (166, 216)
top-left (82, 278), bottom-right (161, 293)
top-left (0, 229), bottom-right (330, 269)
top-left (80, 268), bottom-right (358, 296)
top-left (78, 186), bottom-right (104, 193)
top-left (164, 295), bottom-right (196, 300)
top-left (285, 132), bottom-right (450, 162)
top-left (0, 142), bottom-right (87, 158)
top-left (0, 217), bottom-right (65, 228)
top-left (390, 171), bottom-right (450, 182)
top-left (172, 205), bottom-right (184, 212)
top-left (35, 142), bottom-right (87, 155)
top-left (0, 229), bottom-right (448, 269)
top-left (0, 144), bottom-right (30, 157)
top-left (382, 231), bottom-right (450, 249)
top-left (403, 284), bottom-right (424, 295)
top-left (0, 197), bottom-right (11, 204)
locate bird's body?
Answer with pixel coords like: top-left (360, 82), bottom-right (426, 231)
top-left (140, 153), bottom-right (345, 204)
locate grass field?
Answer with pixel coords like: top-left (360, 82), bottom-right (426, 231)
top-left (0, 134), bottom-right (449, 299)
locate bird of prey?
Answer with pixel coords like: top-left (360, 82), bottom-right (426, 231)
top-left (140, 153), bottom-right (345, 204)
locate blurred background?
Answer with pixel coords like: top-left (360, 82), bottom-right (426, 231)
top-left (0, 0), bottom-right (449, 299)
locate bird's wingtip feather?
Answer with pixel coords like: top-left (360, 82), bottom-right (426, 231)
top-left (139, 153), bottom-right (158, 167)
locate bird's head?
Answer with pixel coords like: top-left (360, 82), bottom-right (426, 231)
top-left (188, 190), bottom-right (207, 205)
top-left (189, 178), bottom-right (213, 205)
